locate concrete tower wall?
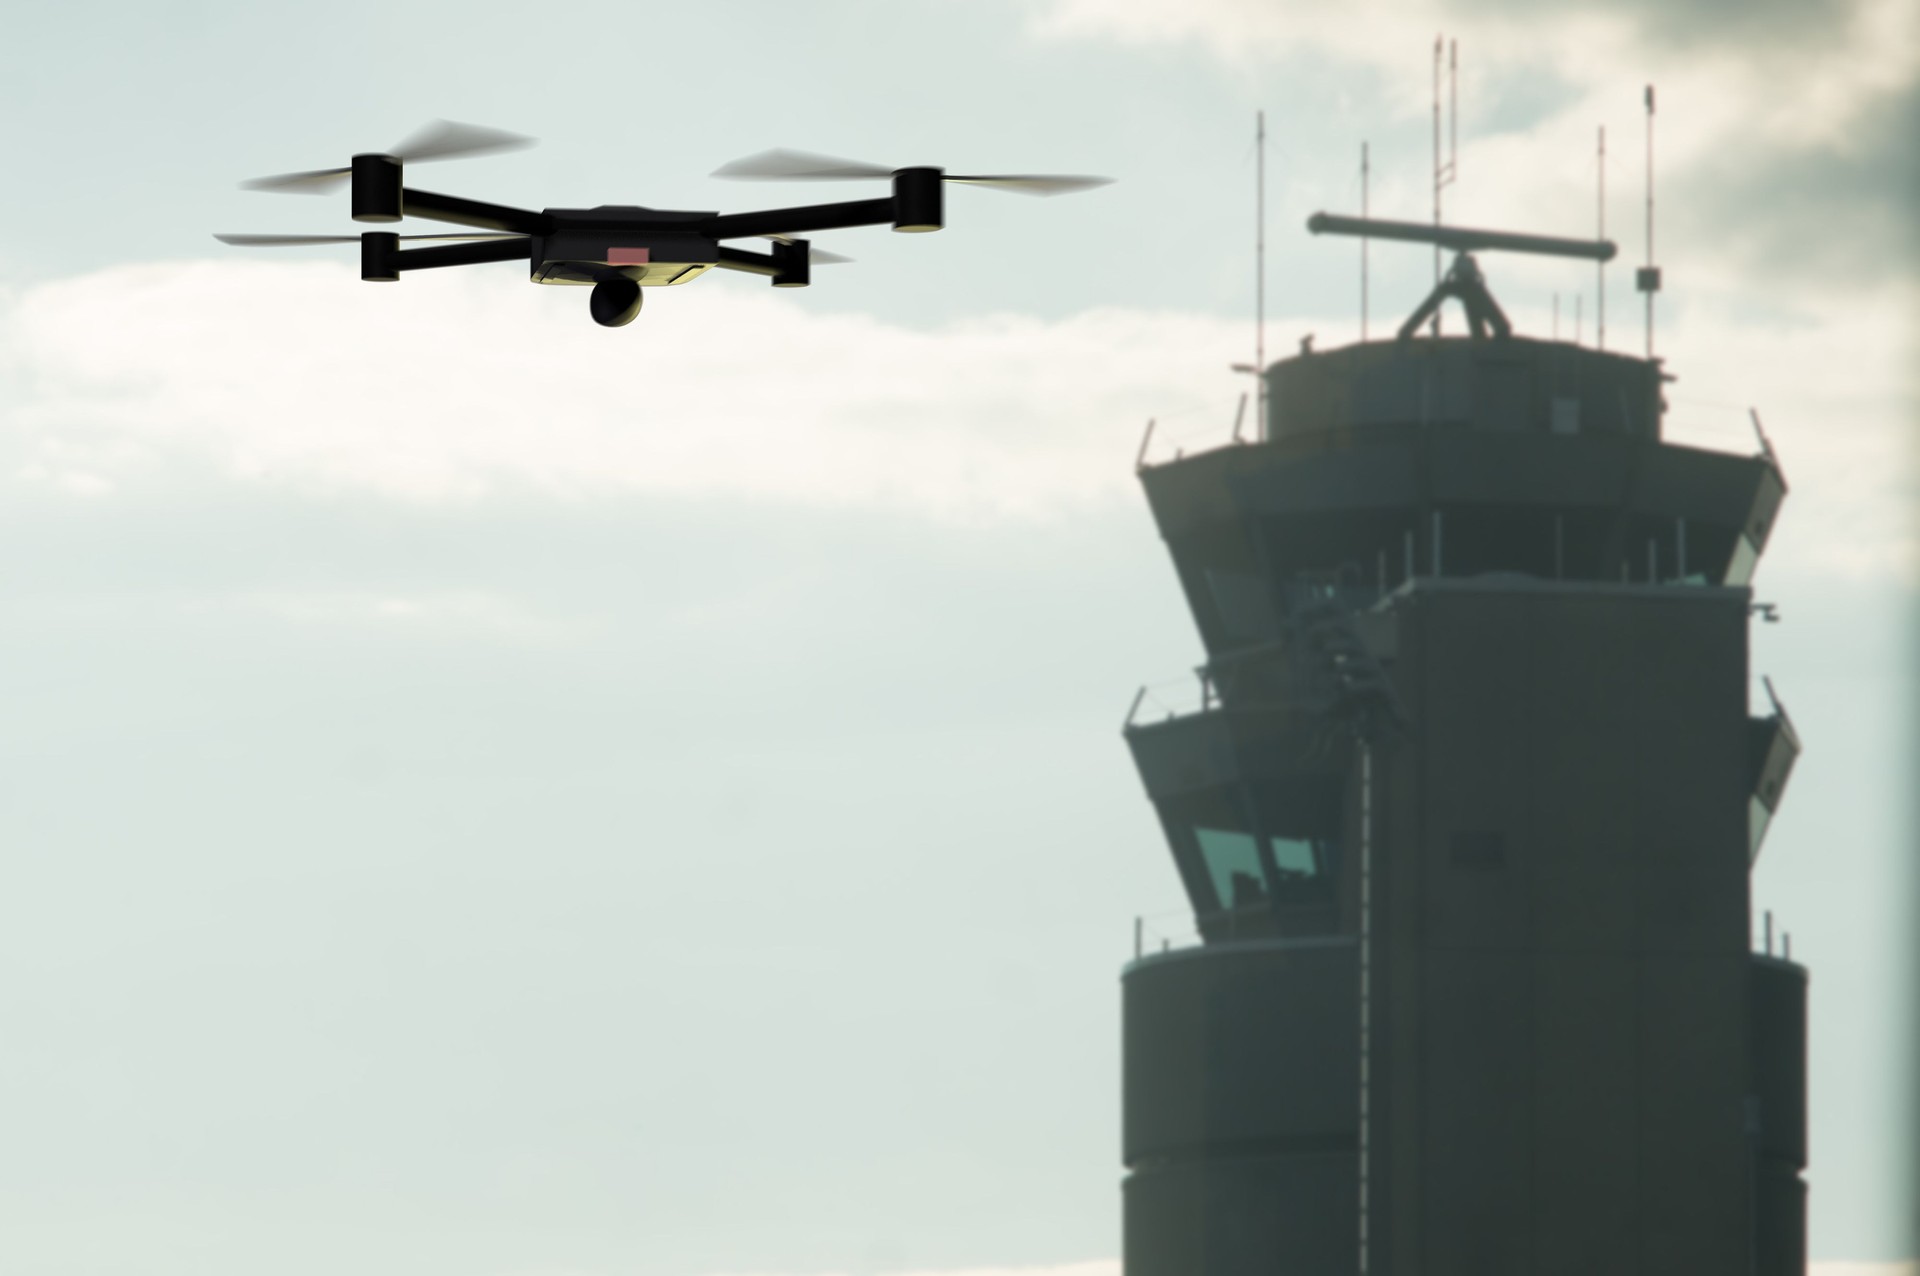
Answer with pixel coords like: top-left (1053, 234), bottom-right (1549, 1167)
top-left (1751, 958), bottom-right (1810, 1275)
top-left (1123, 940), bottom-right (1359, 1274)
top-left (1377, 581), bottom-right (1754, 1276)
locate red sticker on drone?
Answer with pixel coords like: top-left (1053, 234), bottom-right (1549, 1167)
top-left (607, 248), bottom-right (651, 265)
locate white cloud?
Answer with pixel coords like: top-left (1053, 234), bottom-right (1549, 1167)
top-left (1026, 0), bottom-right (1917, 134)
top-left (1812, 1264), bottom-right (1920, 1276)
top-left (1026, 0), bottom-right (1919, 303)
top-left (1638, 288), bottom-right (1919, 586)
top-left (0, 260), bottom-right (1238, 523)
top-left (0, 257), bottom-right (1908, 585)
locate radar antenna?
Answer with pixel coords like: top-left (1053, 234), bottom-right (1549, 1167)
top-left (1306, 212), bottom-right (1617, 341)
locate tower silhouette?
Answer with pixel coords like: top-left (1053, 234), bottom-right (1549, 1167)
top-left (1120, 217), bottom-right (1805, 1276)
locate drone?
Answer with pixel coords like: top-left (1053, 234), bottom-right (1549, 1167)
top-left (218, 121), bottom-right (1110, 327)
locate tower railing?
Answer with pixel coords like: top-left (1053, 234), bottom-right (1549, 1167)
top-left (1132, 389), bottom-right (1775, 470)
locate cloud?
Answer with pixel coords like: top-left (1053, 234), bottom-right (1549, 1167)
top-left (1676, 76), bottom-right (1919, 287)
top-left (0, 257), bottom-right (1908, 585)
top-left (0, 260), bottom-right (1239, 522)
top-left (1447, 0), bottom-right (1862, 54)
top-left (1025, 0), bottom-right (1920, 290)
top-left (1811, 1265), bottom-right (1920, 1276)
top-left (1025, 0), bottom-right (1916, 115)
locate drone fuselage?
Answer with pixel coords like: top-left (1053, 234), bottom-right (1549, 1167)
top-left (270, 160), bottom-right (957, 322)
top-left (226, 141), bottom-right (1105, 327)
top-left (357, 175), bottom-right (935, 294)
top-left (532, 208), bottom-right (722, 286)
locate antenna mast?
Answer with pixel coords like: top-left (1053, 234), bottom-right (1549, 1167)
top-left (1362, 140), bottom-right (1371, 341)
top-left (1430, 38), bottom-right (1458, 334)
top-left (1597, 125), bottom-right (1607, 351)
top-left (1432, 38), bottom-right (1440, 301)
top-left (1256, 109), bottom-right (1267, 439)
top-left (1637, 85), bottom-right (1662, 360)
top-left (1436, 41), bottom-right (1459, 333)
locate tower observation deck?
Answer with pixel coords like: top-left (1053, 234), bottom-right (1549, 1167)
top-left (1120, 216), bottom-right (1806, 1276)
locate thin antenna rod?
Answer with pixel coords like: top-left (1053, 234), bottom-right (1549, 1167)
top-left (1256, 109), bottom-right (1266, 439)
top-left (1429, 37), bottom-right (1459, 338)
top-left (1432, 36), bottom-right (1442, 335)
top-left (1362, 140), bottom-right (1370, 341)
top-left (1598, 125), bottom-right (1607, 351)
top-left (1645, 85), bottom-right (1657, 359)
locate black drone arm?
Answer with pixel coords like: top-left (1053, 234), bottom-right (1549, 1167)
top-left (716, 246), bottom-right (782, 275)
top-left (400, 187), bottom-right (548, 234)
top-left (715, 240), bottom-right (813, 288)
top-left (389, 237), bottom-right (532, 271)
top-left (702, 197), bottom-right (895, 241)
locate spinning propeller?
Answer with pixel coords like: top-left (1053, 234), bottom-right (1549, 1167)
top-left (216, 232), bottom-right (521, 246)
top-left (242, 120), bottom-right (535, 195)
top-left (215, 231), bottom-right (852, 265)
top-left (214, 123), bottom-right (1107, 327)
top-left (712, 148), bottom-right (1111, 197)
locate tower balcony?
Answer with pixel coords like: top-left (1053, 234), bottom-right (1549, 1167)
top-left (1141, 337), bottom-right (1786, 660)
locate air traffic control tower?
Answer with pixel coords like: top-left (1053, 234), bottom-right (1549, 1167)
top-left (1120, 215), bottom-right (1806, 1276)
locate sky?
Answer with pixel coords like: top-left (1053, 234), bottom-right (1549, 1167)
top-left (0, 1), bottom-right (1913, 1274)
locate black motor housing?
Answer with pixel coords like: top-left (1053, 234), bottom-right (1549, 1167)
top-left (359, 232), bottom-right (399, 282)
top-left (352, 154), bottom-right (403, 223)
top-left (891, 167), bottom-right (943, 233)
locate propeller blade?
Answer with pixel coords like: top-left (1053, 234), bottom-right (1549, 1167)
top-left (240, 121), bottom-right (531, 194)
top-left (215, 233), bottom-right (357, 246)
top-left (389, 119), bottom-right (536, 164)
top-left (945, 173), bottom-right (1114, 196)
top-left (713, 151), bottom-right (1112, 195)
top-left (214, 232), bottom-right (525, 247)
top-left (240, 167), bottom-right (351, 194)
top-left (714, 148), bottom-right (894, 181)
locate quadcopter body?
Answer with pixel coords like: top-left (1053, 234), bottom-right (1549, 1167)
top-left (221, 125), bottom-right (1105, 327)
top-left (525, 208), bottom-right (727, 288)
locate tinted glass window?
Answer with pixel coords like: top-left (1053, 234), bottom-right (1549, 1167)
top-left (1194, 827), bottom-right (1266, 909)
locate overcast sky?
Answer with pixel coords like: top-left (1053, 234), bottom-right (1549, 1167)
top-left (0, 1), bottom-right (1913, 1274)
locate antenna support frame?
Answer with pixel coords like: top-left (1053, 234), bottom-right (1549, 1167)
top-left (1397, 251), bottom-right (1511, 341)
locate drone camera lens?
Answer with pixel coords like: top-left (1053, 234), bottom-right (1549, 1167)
top-left (590, 278), bottom-right (644, 327)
